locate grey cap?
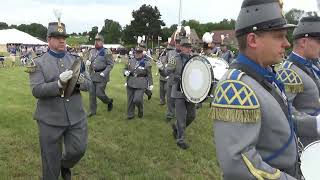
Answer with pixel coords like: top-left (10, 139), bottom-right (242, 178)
top-left (293, 15), bottom-right (320, 39)
top-left (47, 22), bottom-right (68, 38)
top-left (180, 36), bottom-right (192, 48)
top-left (235, 0), bottom-right (295, 37)
top-left (95, 34), bottom-right (104, 42)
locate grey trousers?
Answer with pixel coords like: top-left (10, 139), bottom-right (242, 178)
top-left (159, 80), bottom-right (167, 104)
top-left (89, 81), bottom-right (112, 114)
top-left (174, 98), bottom-right (196, 143)
top-left (37, 120), bottom-right (88, 180)
top-left (127, 86), bottom-right (145, 118)
top-left (166, 83), bottom-right (175, 118)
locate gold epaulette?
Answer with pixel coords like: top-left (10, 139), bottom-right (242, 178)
top-left (276, 62), bottom-right (303, 93)
top-left (211, 69), bottom-right (261, 123)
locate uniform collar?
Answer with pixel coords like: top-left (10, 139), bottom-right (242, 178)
top-left (48, 49), bottom-right (66, 58)
top-left (237, 53), bottom-right (284, 92)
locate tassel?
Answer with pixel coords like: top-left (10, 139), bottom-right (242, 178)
top-left (210, 107), bottom-right (261, 123)
top-left (284, 83), bottom-right (304, 93)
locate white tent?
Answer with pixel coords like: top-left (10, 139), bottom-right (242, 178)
top-left (103, 44), bottom-right (124, 49)
top-left (0, 29), bottom-right (47, 45)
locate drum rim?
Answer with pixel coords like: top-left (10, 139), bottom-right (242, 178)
top-left (302, 140), bottom-right (320, 153)
top-left (181, 55), bottom-right (214, 103)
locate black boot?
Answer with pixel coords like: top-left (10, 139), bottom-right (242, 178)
top-left (107, 99), bottom-right (113, 111)
top-left (177, 141), bottom-right (189, 150)
top-left (61, 167), bottom-right (71, 180)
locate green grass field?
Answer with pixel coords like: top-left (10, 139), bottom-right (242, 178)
top-left (0, 59), bottom-right (222, 179)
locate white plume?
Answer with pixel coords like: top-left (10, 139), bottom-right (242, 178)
top-left (317, 0), bottom-right (320, 11)
top-left (142, 35), bottom-right (146, 41)
top-left (176, 26), bottom-right (182, 33)
top-left (168, 37), bottom-right (172, 44)
top-left (202, 32), bottom-right (213, 44)
top-left (184, 26), bottom-right (191, 36)
top-left (220, 34), bottom-right (225, 41)
top-left (137, 36), bottom-right (142, 44)
top-left (53, 9), bottom-right (62, 21)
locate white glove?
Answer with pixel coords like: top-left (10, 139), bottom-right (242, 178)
top-left (143, 51), bottom-right (147, 55)
top-left (124, 83), bottom-right (127, 87)
top-left (100, 72), bottom-right (105, 77)
top-left (77, 73), bottom-right (85, 84)
top-left (58, 70), bottom-right (73, 88)
top-left (316, 115), bottom-right (320, 135)
top-left (156, 61), bottom-right (164, 70)
top-left (148, 85), bottom-right (154, 91)
top-left (124, 70), bottom-right (130, 77)
top-left (85, 60), bottom-right (91, 66)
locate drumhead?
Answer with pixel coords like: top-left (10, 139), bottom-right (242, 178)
top-left (300, 140), bottom-right (320, 180)
top-left (64, 59), bottom-right (81, 98)
top-left (207, 57), bottom-right (229, 80)
top-left (181, 55), bottom-right (213, 103)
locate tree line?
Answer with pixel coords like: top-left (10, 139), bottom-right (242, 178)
top-left (0, 5), bottom-right (307, 47)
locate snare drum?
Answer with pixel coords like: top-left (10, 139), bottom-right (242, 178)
top-left (300, 140), bottom-right (320, 180)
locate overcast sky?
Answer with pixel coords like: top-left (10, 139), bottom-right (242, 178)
top-left (1, 0), bottom-right (319, 33)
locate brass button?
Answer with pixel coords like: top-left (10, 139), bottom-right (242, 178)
top-left (66, 99), bottom-right (70, 102)
top-left (61, 64), bottom-right (64, 67)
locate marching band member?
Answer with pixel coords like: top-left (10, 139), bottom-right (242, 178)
top-left (212, 0), bottom-right (300, 179)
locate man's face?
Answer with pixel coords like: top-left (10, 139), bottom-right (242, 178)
top-left (175, 43), bottom-right (181, 50)
top-left (180, 46), bottom-right (192, 54)
top-left (135, 51), bottom-right (143, 59)
top-left (221, 46), bottom-right (227, 52)
top-left (95, 40), bottom-right (103, 48)
top-left (48, 36), bottom-right (66, 52)
top-left (304, 38), bottom-right (320, 60)
top-left (254, 30), bottom-right (290, 65)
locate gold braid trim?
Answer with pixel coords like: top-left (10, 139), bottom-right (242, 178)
top-left (284, 83), bottom-right (304, 93)
top-left (211, 107), bottom-right (260, 123)
top-left (241, 154), bottom-right (281, 180)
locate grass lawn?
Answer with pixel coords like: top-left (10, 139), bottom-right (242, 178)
top-left (0, 58), bottom-right (222, 180)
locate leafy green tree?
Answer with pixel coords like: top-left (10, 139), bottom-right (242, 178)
top-left (87, 26), bottom-right (99, 44)
top-left (123, 4), bottom-right (165, 46)
top-left (17, 23), bottom-right (47, 40)
top-left (100, 19), bottom-right (122, 44)
top-left (0, 22), bottom-right (9, 30)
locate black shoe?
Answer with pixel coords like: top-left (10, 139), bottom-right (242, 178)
top-left (171, 124), bottom-right (177, 139)
top-left (107, 99), bottom-right (113, 111)
top-left (138, 111), bottom-right (143, 118)
top-left (147, 93), bottom-right (152, 100)
top-left (159, 102), bottom-right (165, 105)
top-left (127, 116), bottom-right (134, 120)
top-left (61, 167), bottom-right (71, 180)
top-left (177, 142), bottom-right (189, 150)
top-left (87, 113), bottom-right (96, 117)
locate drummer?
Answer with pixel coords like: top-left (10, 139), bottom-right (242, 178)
top-left (28, 20), bottom-right (90, 179)
top-left (212, 0), bottom-right (301, 179)
top-left (161, 27), bottom-right (196, 149)
top-left (276, 15), bottom-right (320, 147)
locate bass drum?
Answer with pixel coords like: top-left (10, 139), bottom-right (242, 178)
top-left (206, 57), bottom-right (229, 81)
top-left (300, 140), bottom-right (320, 180)
top-left (181, 55), bottom-right (214, 104)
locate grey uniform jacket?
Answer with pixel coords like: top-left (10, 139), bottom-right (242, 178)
top-left (88, 48), bottom-right (114, 82)
top-left (165, 53), bottom-right (189, 99)
top-left (29, 52), bottom-right (90, 126)
top-left (160, 49), bottom-right (179, 86)
top-left (212, 69), bottom-right (298, 180)
top-left (125, 58), bottom-right (153, 89)
top-left (158, 50), bottom-right (169, 81)
top-left (278, 60), bottom-right (320, 145)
